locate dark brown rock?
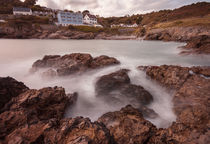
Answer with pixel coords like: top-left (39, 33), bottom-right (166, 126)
top-left (181, 35), bottom-right (210, 54)
top-left (98, 105), bottom-right (157, 144)
top-left (0, 77), bottom-right (29, 111)
top-left (31, 53), bottom-right (120, 76)
top-left (0, 86), bottom-right (76, 140)
top-left (95, 69), bottom-right (153, 105)
top-left (139, 65), bottom-right (191, 90)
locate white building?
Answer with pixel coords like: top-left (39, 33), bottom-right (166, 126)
top-left (57, 11), bottom-right (83, 26)
top-left (83, 14), bottom-right (97, 25)
top-left (13, 7), bottom-right (32, 15)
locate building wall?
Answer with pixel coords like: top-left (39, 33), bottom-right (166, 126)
top-left (57, 11), bottom-right (83, 26)
top-left (13, 10), bottom-right (32, 15)
top-left (83, 15), bottom-right (97, 25)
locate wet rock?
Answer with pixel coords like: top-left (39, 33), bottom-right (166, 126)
top-left (31, 53), bottom-right (120, 76)
top-left (95, 69), bottom-right (153, 105)
top-left (140, 65), bottom-right (210, 143)
top-left (0, 77), bottom-right (29, 111)
top-left (139, 65), bottom-right (191, 90)
top-left (181, 35), bottom-right (210, 54)
top-left (0, 86), bottom-right (76, 140)
top-left (98, 105), bottom-right (157, 144)
top-left (5, 117), bottom-right (115, 144)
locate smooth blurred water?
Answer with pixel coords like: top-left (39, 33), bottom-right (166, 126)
top-left (0, 39), bottom-right (209, 128)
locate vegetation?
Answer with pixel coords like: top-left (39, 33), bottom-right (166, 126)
top-left (152, 14), bottom-right (210, 29)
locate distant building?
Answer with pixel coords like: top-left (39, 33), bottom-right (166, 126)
top-left (111, 23), bottom-right (138, 28)
top-left (57, 11), bottom-right (83, 26)
top-left (83, 14), bottom-right (97, 25)
top-left (33, 11), bottom-right (56, 18)
top-left (13, 7), bottom-right (32, 15)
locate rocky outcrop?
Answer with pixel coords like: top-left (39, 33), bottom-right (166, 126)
top-left (0, 77), bottom-right (115, 144)
top-left (144, 26), bottom-right (210, 54)
top-left (31, 53), bottom-right (120, 76)
top-left (95, 69), bottom-right (153, 106)
top-left (181, 35), bottom-right (210, 54)
top-left (0, 77), bottom-right (29, 111)
top-left (0, 86), bottom-right (76, 140)
top-left (139, 65), bottom-right (210, 143)
top-left (98, 105), bottom-right (157, 144)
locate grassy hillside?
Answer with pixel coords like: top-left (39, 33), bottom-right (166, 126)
top-left (98, 2), bottom-right (210, 28)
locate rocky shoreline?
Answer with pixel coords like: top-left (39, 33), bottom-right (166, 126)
top-left (0, 53), bottom-right (209, 144)
top-left (144, 26), bottom-right (210, 55)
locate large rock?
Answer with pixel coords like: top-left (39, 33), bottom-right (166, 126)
top-left (0, 77), bottom-right (29, 111)
top-left (31, 53), bottom-right (120, 76)
top-left (181, 35), bottom-right (210, 54)
top-left (5, 117), bottom-right (115, 144)
top-left (0, 86), bottom-right (77, 140)
top-left (139, 65), bottom-right (210, 143)
top-left (95, 69), bottom-right (153, 106)
top-left (98, 105), bottom-right (157, 144)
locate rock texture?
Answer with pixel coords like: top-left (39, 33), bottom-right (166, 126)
top-left (0, 77), bottom-right (29, 111)
top-left (181, 35), bottom-right (210, 54)
top-left (98, 105), bottom-right (157, 144)
top-left (139, 65), bottom-right (210, 143)
top-left (95, 69), bottom-right (153, 106)
top-left (31, 53), bottom-right (120, 76)
top-left (144, 26), bottom-right (210, 54)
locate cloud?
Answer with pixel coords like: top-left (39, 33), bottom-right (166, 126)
top-left (37, 0), bottom-right (208, 17)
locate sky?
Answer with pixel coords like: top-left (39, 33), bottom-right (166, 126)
top-left (36, 0), bottom-right (210, 17)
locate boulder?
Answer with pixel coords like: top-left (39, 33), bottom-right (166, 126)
top-left (98, 105), bottom-right (157, 144)
top-left (0, 77), bottom-right (29, 111)
top-left (31, 53), bottom-right (120, 76)
top-left (5, 117), bottom-right (115, 144)
top-left (95, 69), bottom-right (153, 106)
top-left (0, 86), bottom-right (77, 140)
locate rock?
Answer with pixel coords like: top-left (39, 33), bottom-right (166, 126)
top-left (0, 77), bottom-right (29, 111)
top-left (5, 117), bottom-right (115, 144)
top-left (0, 86), bottom-right (76, 140)
top-left (41, 69), bottom-right (57, 78)
top-left (95, 69), bottom-right (153, 106)
top-left (98, 105), bottom-right (157, 144)
top-left (139, 65), bottom-right (191, 90)
top-left (31, 53), bottom-right (120, 76)
top-left (140, 65), bottom-right (210, 143)
top-left (181, 35), bottom-right (210, 54)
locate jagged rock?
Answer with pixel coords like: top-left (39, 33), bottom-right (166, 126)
top-left (98, 105), bottom-right (157, 144)
top-left (5, 117), bottom-right (115, 144)
top-left (31, 53), bottom-right (120, 76)
top-left (140, 65), bottom-right (210, 144)
top-left (181, 35), bottom-right (210, 54)
top-left (139, 65), bottom-right (191, 89)
top-left (0, 77), bottom-right (29, 111)
top-left (96, 69), bottom-right (153, 106)
top-left (0, 86), bottom-right (77, 140)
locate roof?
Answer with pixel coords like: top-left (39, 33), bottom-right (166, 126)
top-left (84, 13), bottom-right (97, 19)
top-left (13, 7), bottom-right (31, 12)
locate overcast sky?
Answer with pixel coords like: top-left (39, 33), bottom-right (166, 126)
top-left (36, 0), bottom-right (209, 17)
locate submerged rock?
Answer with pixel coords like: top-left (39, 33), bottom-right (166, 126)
top-left (31, 53), bottom-right (120, 76)
top-left (0, 77), bottom-right (29, 111)
top-left (96, 69), bottom-right (153, 106)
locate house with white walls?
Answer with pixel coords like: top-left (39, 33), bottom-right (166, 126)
top-left (57, 11), bottom-right (83, 26)
top-left (13, 7), bottom-right (32, 15)
top-left (83, 13), bottom-right (97, 25)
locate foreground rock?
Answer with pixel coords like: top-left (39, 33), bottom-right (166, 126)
top-left (31, 53), bottom-right (120, 76)
top-left (0, 77), bottom-right (29, 111)
top-left (98, 105), bottom-right (157, 144)
top-left (96, 69), bottom-right (153, 106)
top-left (0, 77), bottom-right (115, 144)
top-left (139, 65), bottom-right (210, 143)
